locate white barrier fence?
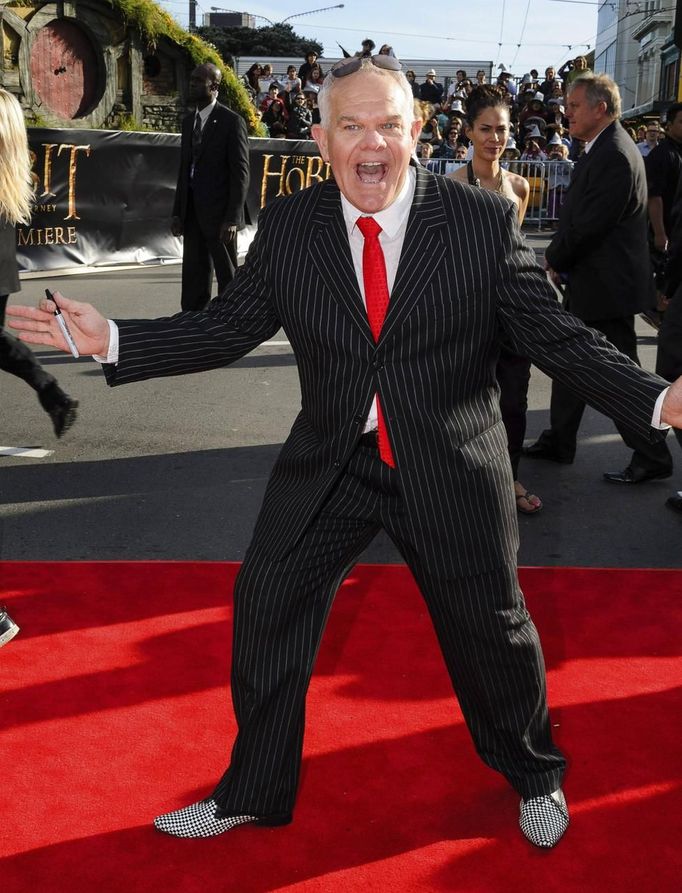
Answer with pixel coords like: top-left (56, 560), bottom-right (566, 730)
top-left (423, 159), bottom-right (574, 228)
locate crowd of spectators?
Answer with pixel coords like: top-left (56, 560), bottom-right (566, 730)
top-left (412, 62), bottom-right (582, 167)
top-left (237, 47), bottom-right (678, 222)
top-left (238, 40), bottom-right (402, 139)
top-left (240, 47), bottom-right (589, 161)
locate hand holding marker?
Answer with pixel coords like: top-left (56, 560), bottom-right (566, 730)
top-left (46, 288), bottom-right (80, 358)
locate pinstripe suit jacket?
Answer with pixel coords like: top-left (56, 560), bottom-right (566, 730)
top-left (104, 164), bottom-right (666, 576)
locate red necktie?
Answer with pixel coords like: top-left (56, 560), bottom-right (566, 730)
top-left (356, 216), bottom-right (395, 468)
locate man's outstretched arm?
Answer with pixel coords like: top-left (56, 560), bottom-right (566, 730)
top-left (9, 211), bottom-right (281, 385)
top-left (8, 292), bottom-right (111, 357)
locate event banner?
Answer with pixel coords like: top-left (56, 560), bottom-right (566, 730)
top-left (19, 130), bottom-right (330, 273)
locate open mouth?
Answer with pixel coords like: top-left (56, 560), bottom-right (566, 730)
top-left (356, 162), bottom-right (387, 184)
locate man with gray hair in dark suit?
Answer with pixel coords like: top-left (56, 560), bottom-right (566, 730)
top-left (9, 56), bottom-right (682, 851)
top-left (525, 73), bottom-right (674, 484)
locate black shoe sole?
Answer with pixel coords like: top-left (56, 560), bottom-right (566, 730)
top-left (603, 470), bottom-right (673, 484)
top-left (254, 812), bottom-right (293, 826)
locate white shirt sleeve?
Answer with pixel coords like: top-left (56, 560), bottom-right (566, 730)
top-left (652, 387), bottom-right (670, 429)
top-left (92, 319), bottom-right (119, 365)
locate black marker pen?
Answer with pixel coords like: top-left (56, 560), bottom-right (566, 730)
top-left (45, 288), bottom-right (79, 358)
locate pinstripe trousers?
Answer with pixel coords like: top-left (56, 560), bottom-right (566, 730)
top-left (212, 442), bottom-right (565, 818)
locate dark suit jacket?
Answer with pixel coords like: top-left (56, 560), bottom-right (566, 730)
top-left (0, 218), bottom-right (20, 296)
top-left (172, 102), bottom-right (250, 237)
top-left (545, 120), bottom-right (653, 321)
top-left (105, 165), bottom-right (666, 576)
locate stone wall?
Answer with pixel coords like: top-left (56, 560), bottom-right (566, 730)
top-left (0, 0), bottom-right (191, 132)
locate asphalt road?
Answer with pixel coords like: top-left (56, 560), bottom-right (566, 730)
top-left (1, 234), bottom-right (680, 568)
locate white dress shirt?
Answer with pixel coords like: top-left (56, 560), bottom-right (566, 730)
top-left (191, 98), bottom-right (217, 179)
top-left (341, 166), bottom-right (416, 431)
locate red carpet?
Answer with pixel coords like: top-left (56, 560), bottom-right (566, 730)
top-left (0, 561), bottom-right (680, 892)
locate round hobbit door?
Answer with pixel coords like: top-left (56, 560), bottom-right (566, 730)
top-left (30, 20), bottom-right (100, 119)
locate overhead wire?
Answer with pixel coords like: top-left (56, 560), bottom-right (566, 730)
top-left (510, 0), bottom-right (533, 70)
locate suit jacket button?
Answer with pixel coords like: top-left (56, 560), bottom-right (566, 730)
top-left (333, 460), bottom-right (341, 469)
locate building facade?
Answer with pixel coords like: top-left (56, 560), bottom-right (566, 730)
top-left (594, 0), bottom-right (679, 119)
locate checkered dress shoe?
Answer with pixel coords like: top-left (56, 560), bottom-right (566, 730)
top-left (0, 608), bottom-right (20, 647)
top-left (154, 799), bottom-right (257, 838)
top-left (519, 788), bottom-right (569, 848)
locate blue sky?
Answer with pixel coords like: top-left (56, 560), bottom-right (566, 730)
top-left (158, 1), bottom-right (599, 76)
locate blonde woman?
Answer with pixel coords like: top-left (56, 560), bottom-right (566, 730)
top-left (0, 89), bottom-right (77, 436)
top-left (448, 85), bottom-right (541, 513)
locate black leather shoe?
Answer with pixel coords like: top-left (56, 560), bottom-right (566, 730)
top-left (666, 492), bottom-right (682, 513)
top-left (603, 465), bottom-right (673, 484)
top-left (522, 440), bottom-right (574, 464)
top-left (38, 384), bottom-right (79, 438)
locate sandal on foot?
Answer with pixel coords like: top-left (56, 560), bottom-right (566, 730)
top-left (515, 489), bottom-right (543, 514)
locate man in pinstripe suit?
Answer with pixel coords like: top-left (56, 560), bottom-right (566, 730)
top-left (9, 57), bottom-right (682, 849)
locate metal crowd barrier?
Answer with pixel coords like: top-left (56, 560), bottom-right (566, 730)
top-left (423, 158), bottom-right (574, 229)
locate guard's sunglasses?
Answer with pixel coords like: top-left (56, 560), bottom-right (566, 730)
top-left (330, 55), bottom-right (402, 78)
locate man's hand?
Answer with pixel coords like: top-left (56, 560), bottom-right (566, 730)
top-left (653, 231), bottom-right (668, 253)
top-left (545, 263), bottom-right (562, 288)
top-left (171, 216), bottom-right (183, 237)
top-left (7, 291), bottom-right (111, 357)
top-left (219, 222), bottom-right (237, 243)
top-left (660, 376), bottom-right (682, 428)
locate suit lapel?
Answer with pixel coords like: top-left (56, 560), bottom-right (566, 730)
top-left (379, 164), bottom-right (447, 344)
top-left (309, 181), bottom-right (375, 347)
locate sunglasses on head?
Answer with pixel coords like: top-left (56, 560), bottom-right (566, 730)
top-left (330, 54), bottom-right (402, 78)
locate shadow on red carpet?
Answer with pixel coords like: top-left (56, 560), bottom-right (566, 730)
top-left (0, 562), bottom-right (680, 892)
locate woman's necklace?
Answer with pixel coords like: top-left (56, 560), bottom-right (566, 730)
top-left (467, 160), bottom-right (504, 193)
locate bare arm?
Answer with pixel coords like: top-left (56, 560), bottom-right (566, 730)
top-left (514, 176), bottom-right (530, 226)
top-left (648, 195), bottom-right (667, 252)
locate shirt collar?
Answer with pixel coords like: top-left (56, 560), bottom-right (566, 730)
top-left (341, 166), bottom-right (416, 239)
top-left (584, 120), bottom-right (613, 154)
top-left (197, 97), bottom-right (217, 125)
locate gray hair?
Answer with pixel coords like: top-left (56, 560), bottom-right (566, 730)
top-left (317, 58), bottom-right (417, 128)
top-left (569, 73), bottom-right (621, 119)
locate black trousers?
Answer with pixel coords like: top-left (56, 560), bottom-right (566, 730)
top-left (0, 294), bottom-right (54, 393)
top-left (212, 443), bottom-right (565, 819)
top-left (180, 192), bottom-right (236, 312)
top-left (540, 313), bottom-right (672, 471)
top-left (497, 344), bottom-right (531, 480)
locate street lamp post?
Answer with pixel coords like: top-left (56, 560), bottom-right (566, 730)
top-left (209, 5), bottom-right (344, 27)
top-left (280, 5), bottom-right (344, 25)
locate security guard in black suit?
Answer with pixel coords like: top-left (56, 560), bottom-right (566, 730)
top-left (171, 63), bottom-right (250, 311)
